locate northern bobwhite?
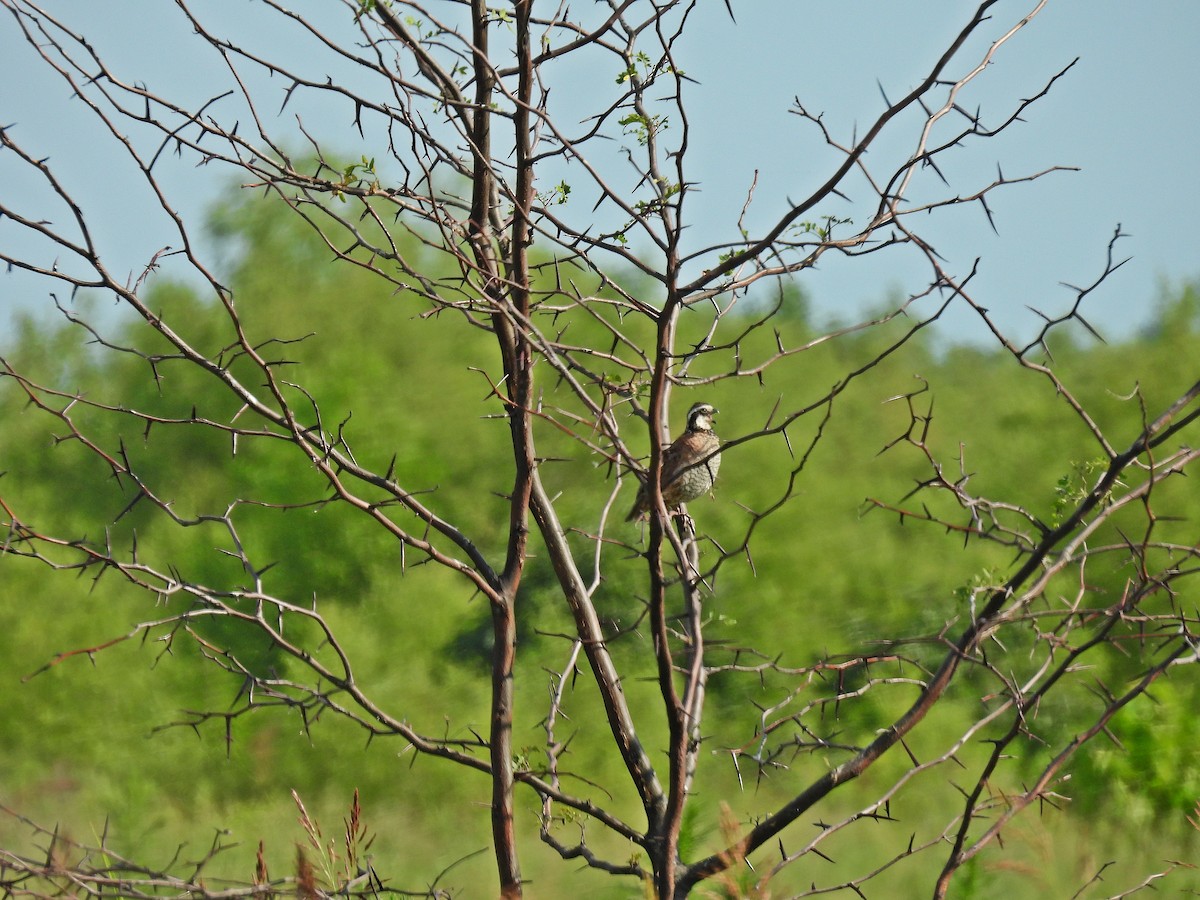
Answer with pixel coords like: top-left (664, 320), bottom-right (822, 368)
top-left (626, 402), bottom-right (722, 521)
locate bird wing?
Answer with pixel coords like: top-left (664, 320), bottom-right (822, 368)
top-left (659, 431), bottom-right (699, 486)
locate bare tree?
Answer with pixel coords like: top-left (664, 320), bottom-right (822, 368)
top-left (2, 1), bottom-right (1198, 897)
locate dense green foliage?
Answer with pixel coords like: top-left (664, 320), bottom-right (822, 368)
top-left (2, 194), bottom-right (1198, 896)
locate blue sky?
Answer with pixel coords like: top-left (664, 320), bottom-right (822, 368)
top-left (2, 1), bottom-right (1198, 346)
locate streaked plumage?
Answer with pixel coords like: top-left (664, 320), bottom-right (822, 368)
top-left (626, 402), bottom-right (721, 521)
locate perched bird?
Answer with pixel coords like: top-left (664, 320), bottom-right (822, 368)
top-left (626, 402), bottom-right (722, 521)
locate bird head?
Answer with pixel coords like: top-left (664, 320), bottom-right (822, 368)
top-left (686, 402), bottom-right (718, 432)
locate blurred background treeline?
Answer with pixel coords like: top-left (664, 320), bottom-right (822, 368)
top-left (2, 189), bottom-right (1198, 897)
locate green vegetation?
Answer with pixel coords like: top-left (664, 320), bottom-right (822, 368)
top-left (2, 195), bottom-right (1199, 896)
